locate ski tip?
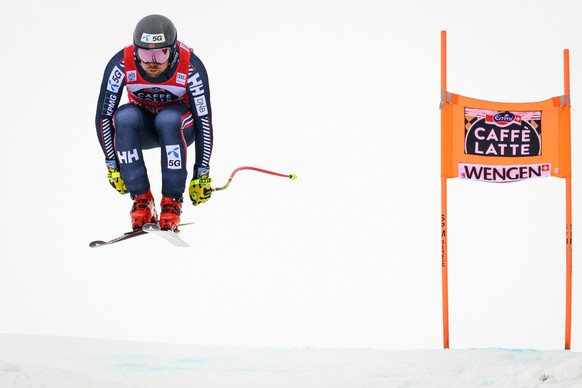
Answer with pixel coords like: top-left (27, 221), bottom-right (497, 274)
top-left (89, 240), bottom-right (107, 248)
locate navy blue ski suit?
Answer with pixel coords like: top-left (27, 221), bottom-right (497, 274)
top-left (95, 41), bottom-right (213, 199)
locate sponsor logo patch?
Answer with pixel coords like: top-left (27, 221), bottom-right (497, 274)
top-left (106, 66), bottom-right (124, 93)
top-left (194, 95), bottom-right (208, 116)
top-left (166, 145), bottom-right (182, 169)
top-left (117, 149), bottom-right (140, 164)
top-left (101, 92), bottom-right (118, 116)
top-left (176, 72), bottom-right (187, 85)
top-left (127, 70), bottom-right (137, 82)
top-left (188, 73), bottom-right (205, 96)
top-left (140, 32), bottom-right (166, 45)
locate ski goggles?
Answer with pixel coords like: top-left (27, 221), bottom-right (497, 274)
top-left (137, 47), bottom-right (171, 64)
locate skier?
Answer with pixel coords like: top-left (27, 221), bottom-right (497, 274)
top-left (95, 14), bottom-right (213, 232)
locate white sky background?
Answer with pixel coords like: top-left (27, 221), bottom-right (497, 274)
top-left (1, 0), bottom-right (581, 351)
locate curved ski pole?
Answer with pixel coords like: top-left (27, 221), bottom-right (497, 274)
top-left (212, 166), bottom-right (297, 192)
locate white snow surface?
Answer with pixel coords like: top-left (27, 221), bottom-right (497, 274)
top-left (0, 334), bottom-right (581, 388)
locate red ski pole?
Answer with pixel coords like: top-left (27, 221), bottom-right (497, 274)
top-left (212, 166), bottom-right (297, 192)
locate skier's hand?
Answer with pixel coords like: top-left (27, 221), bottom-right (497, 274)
top-left (189, 166), bottom-right (212, 206)
top-left (106, 159), bottom-right (127, 195)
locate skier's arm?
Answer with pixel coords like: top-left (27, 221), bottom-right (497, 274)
top-left (187, 52), bottom-right (214, 205)
top-left (187, 53), bottom-right (213, 176)
top-left (95, 49), bottom-right (126, 161)
top-left (95, 49), bottom-right (127, 194)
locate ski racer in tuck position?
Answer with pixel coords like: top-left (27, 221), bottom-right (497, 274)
top-left (95, 14), bottom-right (213, 232)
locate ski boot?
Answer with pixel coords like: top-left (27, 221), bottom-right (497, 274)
top-left (159, 196), bottom-right (183, 231)
top-left (130, 191), bottom-right (158, 230)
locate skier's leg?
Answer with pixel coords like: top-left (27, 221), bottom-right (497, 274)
top-left (113, 104), bottom-right (156, 196)
top-left (154, 105), bottom-right (193, 199)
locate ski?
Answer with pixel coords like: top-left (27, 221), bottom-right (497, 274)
top-left (90, 222), bottom-right (193, 248)
top-left (89, 229), bottom-right (147, 248)
top-left (142, 223), bottom-right (189, 247)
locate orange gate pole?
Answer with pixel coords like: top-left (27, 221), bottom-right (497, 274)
top-left (563, 48), bottom-right (572, 350)
top-left (440, 30), bottom-right (450, 349)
